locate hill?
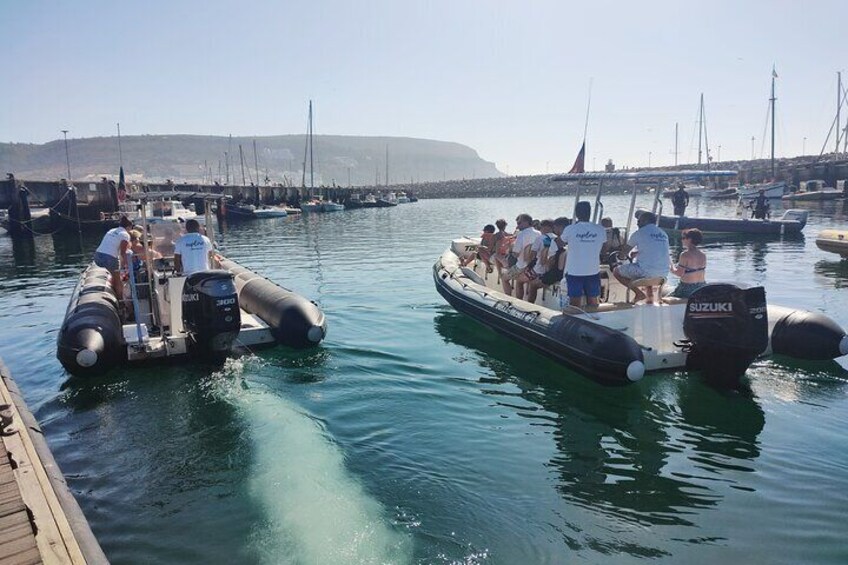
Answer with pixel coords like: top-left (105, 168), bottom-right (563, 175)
top-left (0, 134), bottom-right (502, 185)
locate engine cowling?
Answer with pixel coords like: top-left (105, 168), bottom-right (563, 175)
top-left (181, 270), bottom-right (241, 354)
top-left (683, 284), bottom-right (768, 387)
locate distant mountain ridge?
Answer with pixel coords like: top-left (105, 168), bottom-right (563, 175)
top-left (0, 134), bottom-right (502, 185)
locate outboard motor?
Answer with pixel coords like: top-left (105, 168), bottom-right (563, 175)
top-left (683, 284), bottom-right (769, 387)
top-left (181, 270), bottom-right (241, 355)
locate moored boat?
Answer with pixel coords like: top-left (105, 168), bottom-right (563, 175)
top-left (701, 187), bottom-right (739, 199)
top-left (252, 205), bottom-right (289, 218)
top-left (782, 180), bottom-right (843, 202)
top-left (816, 229), bottom-right (848, 258)
top-left (653, 209), bottom-right (808, 235)
top-left (321, 201), bottom-right (345, 212)
top-left (737, 181), bottom-right (787, 200)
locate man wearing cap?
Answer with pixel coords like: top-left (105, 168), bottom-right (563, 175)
top-left (613, 211), bottom-right (671, 302)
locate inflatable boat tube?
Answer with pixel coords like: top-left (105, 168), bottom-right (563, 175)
top-left (434, 252), bottom-right (644, 386)
top-left (217, 257), bottom-right (326, 348)
top-left (769, 306), bottom-right (848, 360)
top-left (57, 266), bottom-right (124, 376)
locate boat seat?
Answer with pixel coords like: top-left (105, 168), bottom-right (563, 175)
top-left (629, 276), bottom-right (666, 304)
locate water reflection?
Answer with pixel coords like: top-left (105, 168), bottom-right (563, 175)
top-left (50, 363), bottom-right (265, 562)
top-left (815, 259), bottom-right (848, 289)
top-left (434, 311), bottom-right (765, 534)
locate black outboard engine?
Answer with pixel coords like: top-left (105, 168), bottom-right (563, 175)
top-left (182, 270), bottom-right (241, 356)
top-left (683, 284), bottom-right (769, 387)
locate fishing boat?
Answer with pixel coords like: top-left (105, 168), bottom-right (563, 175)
top-left (816, 229), bottom-right (848, 258)
top-left (376, 192), bottom-right (398, 207)
top-left (435, 170), bottom-right (846, 386)
top-left (782, 180), bottom-right (843, 202)
top-left (56, 195), bottom-right (326, 377)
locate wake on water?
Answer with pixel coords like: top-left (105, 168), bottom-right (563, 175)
top-left (211, 357), bottom-right (413, 564)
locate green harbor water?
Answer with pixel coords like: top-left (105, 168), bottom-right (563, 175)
top-left (1, 195), bottom-right (847, 564)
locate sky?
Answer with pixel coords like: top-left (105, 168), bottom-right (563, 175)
top-left (1, 0), bottom-right (846, 175)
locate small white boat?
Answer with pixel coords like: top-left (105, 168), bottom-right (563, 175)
top-left (816, 229), bottom-right (848, 258)
top-left (396, 192), bottom-right (410, 203)
top-left (701, 187), bottom-right (739, 199)
top-left (737, 181), bottom-right (786, 200)
top-left (299, 199), bottom-right (324, 213)
top-left (321, 201), bottom-right (345, 212)
top-left (252, 205), bottom-right (288, 219)
top-left (782, 180), bottom-right (843, 202)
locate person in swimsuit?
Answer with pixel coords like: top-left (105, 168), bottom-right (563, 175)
top-left (670, 228), bottom-right (707, 298)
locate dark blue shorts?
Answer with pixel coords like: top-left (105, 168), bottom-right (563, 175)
top-left (565, 273), bottom-right (601, 299)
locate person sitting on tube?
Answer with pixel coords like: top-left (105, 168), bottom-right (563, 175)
top-left (174, 219), bottom-right (214, 276)
top-left (520, 219), bottom-right (558, 304)
top-left (613, 211), bottom-right (671, 303)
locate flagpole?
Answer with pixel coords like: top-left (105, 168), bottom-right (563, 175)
top-left (117, 123), bottom-right (124, 169)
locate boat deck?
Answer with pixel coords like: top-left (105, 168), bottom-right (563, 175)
top-left (0, 360), bottom-right (106, 564)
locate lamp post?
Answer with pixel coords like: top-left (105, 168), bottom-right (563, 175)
top-left (61, 130), bottom-right (72, 180)
top-left (717, 145), bottom-right (721, 163)
top-left (648, 151), bottom-right (652, 167)
top-left (751, 136), bottom-right (755, 161)
top-left (803, 137), bottom-right (807, 155)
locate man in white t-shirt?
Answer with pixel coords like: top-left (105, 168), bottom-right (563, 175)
top-left (174, 219), bottom-right (214, 275)
top-left (93, 215), bottom-right (133, 299)
top-left (501, 213), bottom-right (540, 300)
top-left (520, 219), bottom-right (559, 304)
top-left (559, 201), bottom-right (607, 308)
top-left (613, 211), bottom-right (671, 302)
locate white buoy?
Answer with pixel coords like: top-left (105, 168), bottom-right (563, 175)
top-left (307, 326), bottom-right (324, 343)
top-left (839, 335), bottom-right (848, 357)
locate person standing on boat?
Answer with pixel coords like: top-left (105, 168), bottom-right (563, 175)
top-left (670, 229), bottom-right (707, 298)
top-left (174, 219), bottom-right (214, 275)
top-left (671, 183), bottom-right (689, 216)
top-left (502, 214), bottom-right (539, 299)
top-left (559, 202), bottom-right (606, 308)
top-left (93, 215), bottom-right (133, 299)
top-left (613, 211), bottom-right (671, 303)
top-left (751, 189), bottom-right (769, 219)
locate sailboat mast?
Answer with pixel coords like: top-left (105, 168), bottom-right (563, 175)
top-left (253, 139), bottom-right (260, 186)
top-left (771, 71), bottom-right (776, 178)
top-left (837, 72), bottom-right (842, 155)
top-left (239, 144), bottom-right (246, 186)
top-left (385, 144), bottom-right (389, 186)
top-left (697, 93), bottom-right (703, 166)
top-left (702, 98), bottom-right (711, 171)
top-left (226, 134), bottom-right (232, 185)
top-left (301, 107), bottom-right (309, 189)
top-left (674, 122), bottom-right (679, 166)
top-left (309, 100), bottom-right (314, 189)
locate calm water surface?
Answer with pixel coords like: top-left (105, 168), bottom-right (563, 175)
top-left (1, 195), bottom-right (847, 564)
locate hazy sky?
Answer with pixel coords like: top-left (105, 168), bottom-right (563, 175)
top-left (1, 0), bottom-right (846, 174)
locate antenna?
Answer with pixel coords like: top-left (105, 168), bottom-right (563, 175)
top-left (116, 123), bottom-right (124, 168)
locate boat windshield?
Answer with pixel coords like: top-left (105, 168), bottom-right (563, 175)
top-left (150, 222), bottom-right (184, 259)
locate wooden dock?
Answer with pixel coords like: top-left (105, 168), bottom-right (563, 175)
top-left (0, 360), bottom-right (107, 564)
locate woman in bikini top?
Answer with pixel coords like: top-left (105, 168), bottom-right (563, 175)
top-left (671, 228), bottom-right (706, 284)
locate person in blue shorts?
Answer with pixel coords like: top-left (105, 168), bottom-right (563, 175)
top-left (559, 201), bottom-right (606, 309)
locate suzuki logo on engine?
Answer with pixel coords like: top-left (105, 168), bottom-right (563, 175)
top-left (183, 293), bottom-right (200, 302)
top-left (689, 302), bottom-right (733, 313)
